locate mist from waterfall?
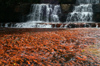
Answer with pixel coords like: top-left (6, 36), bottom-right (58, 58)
top-left (66, 0), bottom-right (100, 22)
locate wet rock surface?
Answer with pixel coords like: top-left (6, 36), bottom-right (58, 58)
top-left (93, 12), bottom-right (100, 22)
top-left (0, 28), bottom-right (100, 66)
top-left (0, 23), bottom-right (100, 28)
top-left (93, 4), bottom-right (100, 12)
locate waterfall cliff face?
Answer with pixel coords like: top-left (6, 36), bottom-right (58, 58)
top-left (0, 4), bottom-right (61, 28)
top-left (11, 4), bottom-right (61, 28)
top-left (66, 0), bottom-right (100, 22)
top-left (66, 4), bottom-right (93, 22)
top-left (1, 0), bottom-right (100, 28)
top-left (27, 4), bottom-right (61, 22)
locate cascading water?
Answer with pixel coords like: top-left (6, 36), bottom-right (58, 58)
top-left (66, 0), bottom-right (100, 22)
top-left (1, 0), bottom-right (100, 28)
top-left (27, 4), bottom-right (61, 22)
top-left (10, 4), bottom-right (61, 28)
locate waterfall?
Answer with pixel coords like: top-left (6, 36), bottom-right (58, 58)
top-left (66, 0), bottom-right (100, 22)
top-left (1, 0), bottom-right (100, 28)
top-left (27, 4), bottom-right (61, 22)
top-left (6, 4), bottom-right (61, 28)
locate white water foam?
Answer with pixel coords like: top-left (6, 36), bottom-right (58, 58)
top-left (66, 0), bottom-right (100, 22)
top-left (13, 4), bottom-right (61, 28)
top-left (27, 4), bottom-right (61, 22)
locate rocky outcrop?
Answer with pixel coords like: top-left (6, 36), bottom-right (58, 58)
top-left (92, 4), bottom-right (100, 22)
top-left (14, 3), bottom-right (31, 22)
top-left (1, 22), bottom-right (99, 28)
top-left (93, 12), bottom-right (100, 22)
top-left (60, 4), bottom-right (73, 12)
top-left (0, 3), bottom-right (31, 23)
top-left (59, 0), bottom-right (76, 4)
top-left (93, 4), bottom-right (100, 12)
top-left (60, 4), bottom-right (74, 22)
top-left (41, 0), bottom-right (77, 4)
top-left (41, 0), bottom-right (59, 4)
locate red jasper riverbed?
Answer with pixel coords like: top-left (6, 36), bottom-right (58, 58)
top-left (0, 28), bottom-right (100, 66)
